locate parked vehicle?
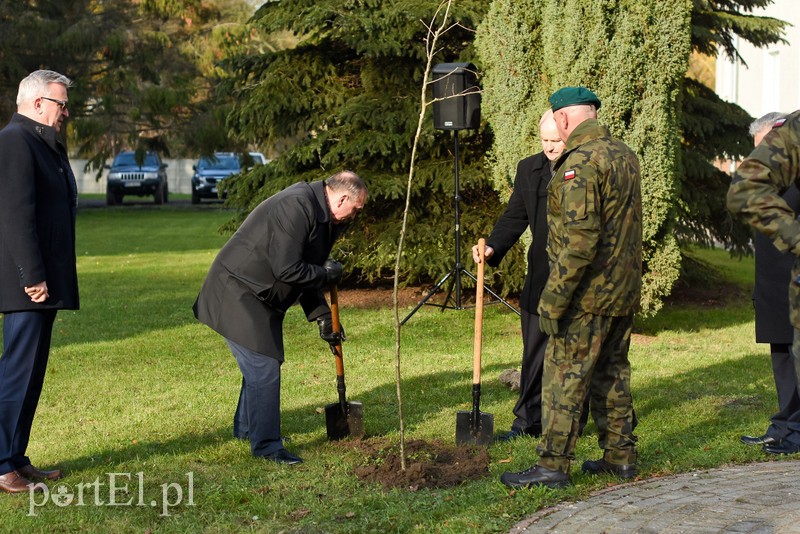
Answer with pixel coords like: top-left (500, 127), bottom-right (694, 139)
top-left (248, 152), bottom-right (268, 166)
top-left (106, 151), bottom-right (169, 205)
top-left (191, 152), bottom-right (241, 204)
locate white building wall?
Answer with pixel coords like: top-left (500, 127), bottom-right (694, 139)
top-left (716, 0), bottom-right (800, 117)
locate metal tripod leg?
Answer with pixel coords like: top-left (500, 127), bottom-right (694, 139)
top-left (400, 268), bottom-right (456, 325)
top-left (401, 267), bottom-right (521, 325)
top-left (460, 269), bottom-right (521, 316)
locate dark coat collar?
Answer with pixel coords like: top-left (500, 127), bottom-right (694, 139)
top-left (10, 112), bottom-right (62, 153)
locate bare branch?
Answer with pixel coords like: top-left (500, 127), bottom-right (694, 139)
top-left (392, 0), bottom-right (454, 472)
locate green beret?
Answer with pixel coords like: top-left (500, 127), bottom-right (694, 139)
top-left (549, 86), bottom-right (602, 112)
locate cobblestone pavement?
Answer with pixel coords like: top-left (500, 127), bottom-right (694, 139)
top-left (511, 460), bottom-right (800, 533)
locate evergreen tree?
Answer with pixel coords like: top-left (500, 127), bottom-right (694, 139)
top-left (0, 0), bottom-right (256, 169)
top-left (477, 0), bottom-right (692, 315)
top-left (476, 0), bottom-right (787, 313)
top-left (678, 0), bottom-right (787, 254)
top-left (220, 1), bottom-right (521, 289)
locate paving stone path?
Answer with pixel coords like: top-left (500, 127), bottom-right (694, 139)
top-left (511, 460), bottom-right (800, 533)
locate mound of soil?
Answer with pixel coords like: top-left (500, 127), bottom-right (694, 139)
top-left (344, 438), bottom-right (490, 491)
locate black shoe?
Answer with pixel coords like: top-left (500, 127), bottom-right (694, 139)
top-left (500, 465), bottom-right (571, 489)
top-left (741, 434), bottom-right (778, 446)
top-left (262, 449), bottom-right (304, 465)
top-left (495, 428), bottom-right (539, 443)
top-left (763, 440), bottom-right (800, 455)
top-left (237, 434), bottom-right (291, 446)
top-left (581, 458), bottom-right (637, 479)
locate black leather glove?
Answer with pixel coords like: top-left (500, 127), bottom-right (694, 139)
top-left (323, 259), bottom-right (343, 285)
top-left (539, 315), bottom-right (560, 336)
top-left (317, 313), bottom-right (346, 349)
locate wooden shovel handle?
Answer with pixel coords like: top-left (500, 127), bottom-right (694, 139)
top-left (473, 238), bottom-right (485, 385)
top-left (329, 284), bottom-right (345, 378)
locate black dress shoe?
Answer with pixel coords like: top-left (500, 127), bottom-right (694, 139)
top-left (500, 465), bottom-right (571, 489)
top-left (740, 434), bottom-right (778, 446)
top-left (763, 440), bottom-right (800, 455)
top-left (262, 449), bottom-right (304, 465)
top-left (18, 464), bottom-right (63, 481)
top-left (581, 458), bottom-right (637, 479)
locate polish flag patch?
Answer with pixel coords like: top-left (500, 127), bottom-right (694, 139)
top-left (774, 118), bottom-right (787, 128)
top-left (564, 169), bottom-right (576, 180)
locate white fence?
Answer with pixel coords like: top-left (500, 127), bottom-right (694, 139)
top-left (71, 158), bottom-right (197, 195)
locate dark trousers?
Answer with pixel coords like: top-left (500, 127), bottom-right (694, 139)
top-left (0, 310), bottom-right (57, 476)
top-left (767, 342), bottom-right (800, 444)
top-left (226, 338), bottom-right (284, 457)
top-left (512, 310), bottom-right (547, 435)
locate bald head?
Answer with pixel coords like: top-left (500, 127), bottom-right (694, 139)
top-left (552, 104), bottom-right (597, 143)
top-left (539, 109), bottom-right (565, 162)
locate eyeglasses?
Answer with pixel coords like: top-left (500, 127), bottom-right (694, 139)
top-left (41, 96), bottom-right (68, 111)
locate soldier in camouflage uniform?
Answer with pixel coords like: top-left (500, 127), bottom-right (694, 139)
top-left (727, 110), bottom-right (800, 454)
top-left (500, 87), bottom-right (642, 490)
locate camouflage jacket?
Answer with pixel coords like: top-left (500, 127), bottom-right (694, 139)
top-left (537, 118), bottom-right (642, 320)
top-left (727, 109), bottom-right (800, 327)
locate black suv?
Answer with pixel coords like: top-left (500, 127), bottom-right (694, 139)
top-left (191, 152), bottom-right (242, 204)
top-left (106, 151), bottom-right (169, 205)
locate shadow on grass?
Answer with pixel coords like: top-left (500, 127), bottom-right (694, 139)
top-left (54, 347), bottom-right (775, 487)
top-left (634, 296), bottom-right (754, 336)
top-left (57, 359), bottom-right (517, 473)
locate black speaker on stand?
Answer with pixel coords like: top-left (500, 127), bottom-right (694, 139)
top-left (402, 63), bottom-right (520, 325)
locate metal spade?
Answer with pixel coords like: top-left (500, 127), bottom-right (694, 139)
top-left (325, 284), bottom-right (365, 440)
top-left (456, 238), bottom-right (494, 446)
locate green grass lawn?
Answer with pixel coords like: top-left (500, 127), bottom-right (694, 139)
top-left (0, 205), bottom-right (782, 532)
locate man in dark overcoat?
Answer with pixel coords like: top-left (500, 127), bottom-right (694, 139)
top-left (739, 112), bottom-right (800, 454)
top-left (472, 110), bottom-right (564, 441)
top-left (0, 70), bottom-right (79, 493)
top-left (193, 171), bottom-right (367, 465)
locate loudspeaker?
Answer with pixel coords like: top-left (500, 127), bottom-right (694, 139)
top-left (432, 63), bottom-right (481, 130)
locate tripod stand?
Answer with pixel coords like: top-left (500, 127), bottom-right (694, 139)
top-left (401, 130), bottom-right (520, 325)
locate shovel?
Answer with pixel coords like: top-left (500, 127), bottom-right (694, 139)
top-left (325, 284), bottom-right (365, 440)
top-left (456, 238), bottom-right (494, 446)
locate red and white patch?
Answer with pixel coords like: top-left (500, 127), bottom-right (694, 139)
top-left (564, 169), bottom-right (576, 180)
top-left (774, 118), bottom-right (787, 128)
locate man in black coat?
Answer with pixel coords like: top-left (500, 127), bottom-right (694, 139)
top-left (739, 112), bottom-right (800, 454)
top-left (194, 171), bottom-right (367, 465)
top-left (0, 70), bottom-right (79, 493)
top-left (472, 110), bottom-right (564, 440)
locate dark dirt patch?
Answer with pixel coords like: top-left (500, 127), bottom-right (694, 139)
top-left (337, 286), bottom-right (423, 309)
top-left (663, 279), bottom-right (745, 307)
top-left (341, 438), bottom-right (490, 491)
top-left (337, 285), bottom-right (519, 310)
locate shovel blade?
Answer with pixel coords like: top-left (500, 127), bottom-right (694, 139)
top-left (456, 410), bottom-right (494, 447)
top-left (325, 401), bottom-right (364, 441)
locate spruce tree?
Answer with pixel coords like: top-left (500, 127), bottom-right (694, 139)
top-left (220, 1), bottom-right (524, 290)
top-left (678, 0), bottom-right (786, 254)
top-left (0, 0), bottom-right (256, 168)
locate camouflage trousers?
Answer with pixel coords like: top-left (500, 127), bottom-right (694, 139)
top-left (536, 313), bottom-right (637, 473)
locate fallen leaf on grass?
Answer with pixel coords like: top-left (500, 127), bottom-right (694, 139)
top-left (288, 509), bottom-right (311, 521)
top-left (498, 457), bottom-right (513, 464)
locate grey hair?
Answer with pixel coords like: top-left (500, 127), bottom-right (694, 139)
top-left (326, 170), bottom-right (368, 198)
top-left (749, 112), bottom-right (785, 137)
top-left (16, 70), bottom-right (73, 106)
